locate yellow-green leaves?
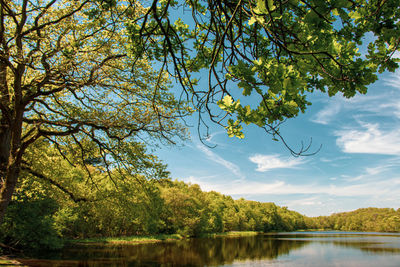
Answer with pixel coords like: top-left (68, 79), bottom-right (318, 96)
top-left (217, 95), bottom-right (241, 114)
top-left (349, 11), bottom-right (362, 20)
top-left (221, 95), bottom-right (233, 107)
top-left (226, 119), bottom-right (244, 139)
top-left (123, 0), bottom-right (400, 143)
top-left (254, 0), bottom-right (275, 13)
top-left (248, 16), bottom-right (257, 26)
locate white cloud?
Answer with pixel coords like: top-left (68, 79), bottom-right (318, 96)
top-left (311, 101), bottom-right (341, 125)
top-left (343, 162), bottom-right (397, 182)
top-left (311, 71), bottom-right (400, 125)
top-left (325, 71), bottom-right (400, 155)
top-left (204, 131), bottom-right (226, 143)
top-left (335, 122), bottom-right (400, 155)
top-left (384, 70), bottom-right (400, 89)
top-left (285, 197), bottom-right (323, 207)
top-left (249, 154), bottom-right (304, 172)
top-left (319, 156), bottom-right (351, 163)
top-left (184, 176), bottom-right (400, 198)
top-left (196, 144), bottom-right (245, 179)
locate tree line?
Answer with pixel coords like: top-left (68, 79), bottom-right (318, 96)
top-left (1, 0), bottom-right (400, 252)
top-left (2, 141), bottom-right (400, 252)
top-left (2, 0), bottom-right (400, 228)
top-left (0, 141), bottom-right (306, 250)
top-left (306, 207), bottom-right (400, 232)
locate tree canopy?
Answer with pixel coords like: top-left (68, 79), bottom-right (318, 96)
top-left (132, 0), bottom-right (400, 150)
top-left (1, 0), bottom-right (400, 224)
top-left (0, 0), bottom-right (190, 223)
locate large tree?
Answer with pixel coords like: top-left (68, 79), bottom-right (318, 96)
top-left (0, 0), bottom-right (189, 223)
top-left (132, 0), bottom-right (400, 151)
top-left (2, 0), bottom-right (400, 224)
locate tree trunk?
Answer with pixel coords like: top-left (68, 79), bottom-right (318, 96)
top-left (0, 57), bottom-right (24, 224)
top-left (0, 156), bottom-right (20, 223)
top-left (0, 110), bottom-right (24, 224)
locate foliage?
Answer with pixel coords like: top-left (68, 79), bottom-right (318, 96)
top-left (0, 146), bottom-right (309, 249)
top-left (25, 140), bottom-right (169, 238)
top-left (73, 234), bottom-right (183, 244)
top-left (0, 0), bottom-right (190, 224)
top-left (3, 0), bottom-right (400, 250)
top-left (156, 180), bottom-right (307, 237)
top-left (0, 178), bottom-right (62, 250)
top-left (3, 145), bottom-right (400, 251)
top-left (133, 0), bottom-right (400, 152)
top-left (308, 207), bottom-right (400, 232)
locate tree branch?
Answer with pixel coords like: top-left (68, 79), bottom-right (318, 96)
top-left (21, 164), bottom-right (88, 203)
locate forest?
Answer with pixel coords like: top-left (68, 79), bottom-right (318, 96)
top-left (1, 0), bottom-right (400, 255)
top-left (1, 140), bottom-right (399, 252)
top-left (0, 141), bottom-right (307, 250)
top-left (307, 207), bottom-right (400, 232)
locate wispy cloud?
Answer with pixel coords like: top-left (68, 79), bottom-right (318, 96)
top-left (384, 69), bottom-right (400, 89)
top-left (249, 154), bottom-right (304, 172)
top-left (319, 156), bottom-right (351, 163)
top-left (204, 131), bottom-right (226, 143)
top-left (196, 144), bottom-right (245, 179)
top-left (311, 101), bottom-right (341, 125)
top-left (343, 162), bottom-right (398, 182)
top-left (185, 176), bottom-right (400, 198)
top-left (285, 197), bottom-right (323, 207)
top-left (335, 122), bottom-right (400, 155)
top-left (312, 70), bottom-right (400, 125)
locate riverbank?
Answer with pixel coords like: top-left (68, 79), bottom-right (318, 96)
top-left (0, 256), bottom-right (26, 266)
top-left (69, 233), bottom-right (183, 245)
top-left (69, 231), bottom-right (262, 245)
top-left (6, 231), bottom-right (400, 266)
top-left (199, 231), bottom-right (261, 238)
top-left (0, 231), bottom-right (263, 266)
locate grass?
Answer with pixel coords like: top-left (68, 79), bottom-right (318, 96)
top-left (69, 234), bottom-right (183, 245)
top-left (199, 231), bottom-right (261, 238)
top-left (69, 231), bottom-right (262, 245)
top-left (0, 256), bottom-right (26, 266)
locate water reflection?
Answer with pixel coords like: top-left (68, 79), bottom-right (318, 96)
top-left (19, 232), bottom-right (400, 266)
top-left (274, 232), bottom-right (400, 254)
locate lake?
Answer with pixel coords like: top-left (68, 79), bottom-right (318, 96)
top-left (20, 231), bottom-right (400, 266)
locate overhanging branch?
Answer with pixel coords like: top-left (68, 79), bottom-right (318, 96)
top-left (21, 164), bottom-right (88, 203)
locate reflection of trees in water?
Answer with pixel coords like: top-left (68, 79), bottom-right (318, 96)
top-left (273, 233), bottom-right (400, 256)
top-left (59, 236), bottom-right (308, 266)
top-left (329, 241), bottom-right (400, 255)
top-left (272, 233), bottom-right (400, 256)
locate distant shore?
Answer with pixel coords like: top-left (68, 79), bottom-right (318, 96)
top-left (68, 231), bottom-right (262, 245)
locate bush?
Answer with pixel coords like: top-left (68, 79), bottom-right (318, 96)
top-left (0, 198), bottom-right (63, 250)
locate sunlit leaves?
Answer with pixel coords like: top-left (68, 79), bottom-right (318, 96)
top-left (129, 0), bottom-right (400, 141)
top-left (0, 0), bottom-right (193, 225)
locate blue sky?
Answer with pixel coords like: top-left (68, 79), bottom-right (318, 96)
top-left (156, 65), bottom-right (400, 217)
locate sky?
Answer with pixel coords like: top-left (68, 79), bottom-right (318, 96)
top-left (155, 66), bottom-right (400, 217)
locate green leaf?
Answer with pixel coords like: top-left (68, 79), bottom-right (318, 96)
top-left (222, 95), bottom-right (233, 106)
top-left (349, 11), bottom-right (361, 20)
top-left (248, 17), bottom-right (257, 26)
top-left (267, 0), bottom-right (276, 10)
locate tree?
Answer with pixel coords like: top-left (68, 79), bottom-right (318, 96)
top-left (0, 0), bottom-right (190, 223)
top-left (2, 0), bottom-right (400, 226)
top-left (132, 0), bottom-right (400, 151)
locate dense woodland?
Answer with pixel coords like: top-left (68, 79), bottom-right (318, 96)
top-left (307, 208), bottom-right (400, 232)
top-left (2, 0), bottom-right (400, 253)
top-left (0, 141), bottom-right (307, 250)
top-left (1, 141), bottom-right (400, 251)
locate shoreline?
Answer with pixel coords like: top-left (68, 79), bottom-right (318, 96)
top-left (0, 256), bottom-right (26, 266)
top-left (68, 231), bottom-right (262, 245)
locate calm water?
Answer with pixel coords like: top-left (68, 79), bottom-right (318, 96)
top-left (20, 232), bottom-right (400, 266)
